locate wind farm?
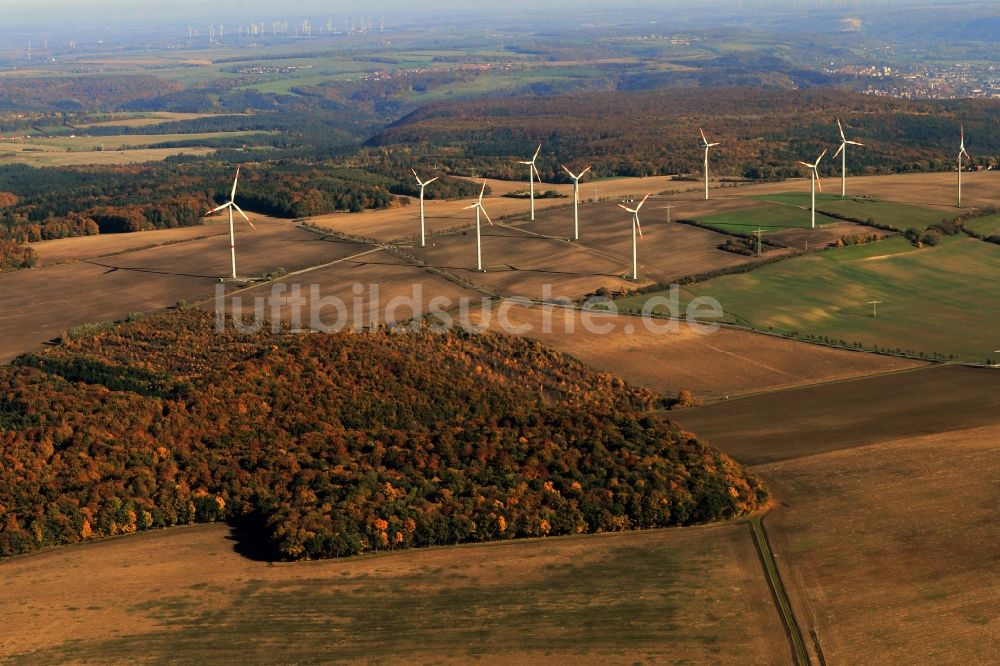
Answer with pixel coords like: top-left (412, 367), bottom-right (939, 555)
top-left (1, 3), bottom-right (999, 664)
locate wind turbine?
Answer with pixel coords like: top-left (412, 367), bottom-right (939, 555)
top-left (209, 166), bottom-right (255, 280)
top-left (518, 143), bottom-right (542, 221)
top-left (618, 195), bottom-right (650, 280)
top-left (957, 125), bottom-right (970, 208)
top-left (463, 181), bottom-right (493, 272)
top-left (700, 128), bottom-right (720, 200)
top-left (798, 149), bottom-right (827, 229)
top-left (411, 169), bottom-right (438, 247)
top-left (561, 164), bottom-right (591, 241)
top-left (834, 119), bottom-right (864, 198)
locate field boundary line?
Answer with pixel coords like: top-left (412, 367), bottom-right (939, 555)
top-left (750, 515), bottom-right (811, 666)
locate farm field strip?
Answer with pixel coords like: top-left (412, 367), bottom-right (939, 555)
top-left (669, 364), bottom-right (1000, 465)
top-left (0, 147), bottom-right (217, 167)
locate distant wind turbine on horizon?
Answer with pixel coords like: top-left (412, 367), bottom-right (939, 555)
top-left (700, 128), bottom-right (720, 200)
top-left (957, 125), bottom-right (970, 208)
top-left (618, 194), bottom-right (650, 281)
top-left (412, 169), bottom-right (438, 247)
top-left (518, 143), bottom-right (542, 221)
top-left (561, 164), bottom-right (591, 241)
top-left (834, 119), bottom-right (864, 198)
top-left (209, 166), bottom-right (255, 280)
top-left (798, 149), bottom-right (827, 229)
top-left (463, 180), bottom-right (493, 272)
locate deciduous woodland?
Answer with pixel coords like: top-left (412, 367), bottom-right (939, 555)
top-left (368, 87), bottom-right (1000, 179)
top-left (0, 310), bottom-right (765, 560)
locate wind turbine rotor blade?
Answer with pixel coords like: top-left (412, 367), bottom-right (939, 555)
top-left (847, 141), bottom-right (864, 146)
top-left (561, 164), bottom-right (574, 178)
top-left (426, 176), bottom-right (439, 185)
top-left (479, 180), bottom-right (487, 203)
top-left (817, 148), bottom-right (828, 163)
top-left (532, 163), bottom-right (541, 183)
top-left (411, 168), bottom-right (420, 183)
top-left (232, 202), bottom-right (254, 228)
top-left (580, 166), bottom-right (592, 177)
top-left (709, 142), bottom-right (721, 148)
top-left (635, 215), bottom-right (643, 237)
top-left (518, 160), bottom-right (532, 165)
top-left (815, 170), bottom-right (823, 192)
top-left (700, 127), bottom-right (708, 145)
top-left (834, 143), bottom-right (844, 158)
top-left (635, 194), bottom-right (650, 211)
top-left (231, 165), bottom-right (241, 201)
top-left (837, 118), bottom-right (846, 141)
top-left (618, 203), bottom-right (635, 213)
top-left (798, 161), bottom-right (812, 168)
top-left (481, 207), bottom-right (493, 225)
top-left (532, 143), bottom-right (541, 162)
top-left (463, 203), bottom-right (478, 210)
top-left (210, 202), bottom-right (230, 214)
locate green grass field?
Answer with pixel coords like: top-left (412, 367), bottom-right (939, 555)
top-left (965, 214), bottom-right (1000, 238)
top-left (753, 193), bottom-right (953, 230)
top-left (693, 202), bottom-right (841, 234)
top-left (620, 235), bottom-right (1000, 362)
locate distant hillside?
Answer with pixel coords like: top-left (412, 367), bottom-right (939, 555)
top-left (365, 87), bottom-right (1000, 181)
top-left (0, 310), bottom-right (766, 561)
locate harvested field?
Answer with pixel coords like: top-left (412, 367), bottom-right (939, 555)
top-left (670, 364), bottom-right (1000, 465)
top-left (760, 425), bottom-right (1000, 664)
top-left (30, 223), bottom-right (227, 266)
top-left (0, 521), bottom-right (789, 664)
top-left (740, 171), bottom-right (1000, 211)
top-left (0, 146), bottom-right (215, 167)
top-left (501, 202), bottom-right (793, 287)
top-left (467, 304), bottom-right (924, 399)
top-left (223, 248), bottom-right (481, 329)
top-left (307, 175), bottom-right (696, 243)
top-left (0, 219), bottom-right (368, 362)
top-left (409, 223), bottom-right (636, 300)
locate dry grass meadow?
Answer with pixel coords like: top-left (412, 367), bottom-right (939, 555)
top-left (0, 520), bottom-right (789, 664)
top-left (759, 424), bottom-right (1000, 664)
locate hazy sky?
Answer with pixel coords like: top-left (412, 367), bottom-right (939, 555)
top-left (0, 0), bottom-right (984, 33)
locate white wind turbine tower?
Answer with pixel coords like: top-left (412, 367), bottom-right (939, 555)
top-left (561, 164), bottom-right (591, 241)
top-left (463, 181), bottom-right (493, 272)
top-left (798, 149), bottom-right (827, 229)
top-left (411, 169), bottom-right (438, 248)
top-left (518, 143), bottom-right (542, 221)
top-left (618, 195), bottom-right (650, 280)
top-left (209, 166), bottom-right (255, 280)
top-left (834, 118), bottom-right (864, 198)
top-left (700, 128), bottom-right (720, 200)
top-left (957, 125), bottom-right (970, 208)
